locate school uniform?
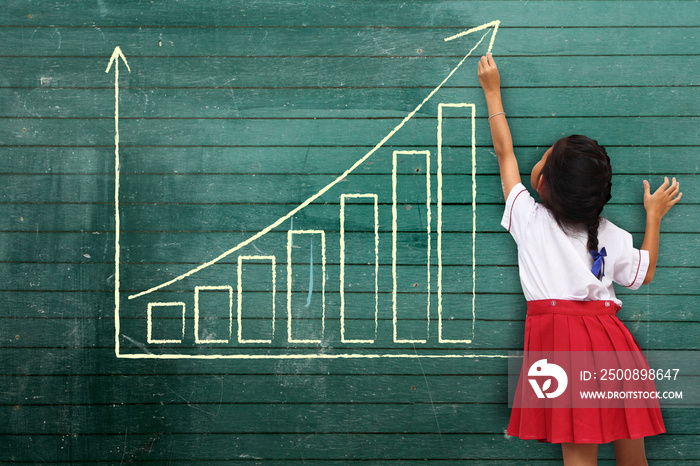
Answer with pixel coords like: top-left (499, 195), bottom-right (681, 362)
top-left (503, 183), bottom-right (666, 444)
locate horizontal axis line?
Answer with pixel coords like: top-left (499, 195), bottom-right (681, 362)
top-left (1, 53), bottom-right (699, 58)
top-left (3, 115), bottom-right (699, 120)
top-left (2, 144), bottom-right (698, 148)
top-left (1, 85), bottom-right (699, 90)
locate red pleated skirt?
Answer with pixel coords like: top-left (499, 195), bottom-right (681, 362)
top-left (507, 299), bottom-right (666, 444)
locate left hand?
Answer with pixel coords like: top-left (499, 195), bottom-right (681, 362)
top-left (643, 177), bottom-right (682, 221)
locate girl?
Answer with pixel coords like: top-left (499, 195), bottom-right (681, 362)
top-left (477, 52), bottom-right (682, 465)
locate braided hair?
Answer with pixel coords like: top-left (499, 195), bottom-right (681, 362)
top-left (538, 135), bottom-right (612, 278)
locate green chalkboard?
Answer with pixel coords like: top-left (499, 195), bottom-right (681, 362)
top-left (2, 0), bottom-right (699, 463)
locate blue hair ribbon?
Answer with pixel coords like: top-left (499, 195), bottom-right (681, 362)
top-left (590, 247), bottom-right (607, 279)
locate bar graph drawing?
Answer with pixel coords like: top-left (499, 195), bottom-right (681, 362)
top-left (112, 21), bottom-right (501, 359)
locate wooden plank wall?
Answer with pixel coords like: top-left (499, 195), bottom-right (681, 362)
top-left (2, 1), bottom-right (698, 463)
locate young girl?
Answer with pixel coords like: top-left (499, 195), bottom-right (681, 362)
top-left (477, 52), bottom-right (682, 465)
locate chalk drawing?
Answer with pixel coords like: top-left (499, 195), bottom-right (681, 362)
top-left (106, 46), bottom-right (130, 358)
top-left (117, 353), bottom-right (513, 360)
top-left (444, 20), bottom-right (500, 46)
top-left (287, 230), bottom-right (326, 344)
top-left (112, 20), bottom-right (502, 359)
top-left (340, 193), bottom-right (379, 344)
top-left (194, 286), bottom-right (233, 344)
top-left (437, 103), bottom-right (476, 344)
top-left (237, 255), bottom-right (276, 344)
top-left (392, 150), bottom-right (431, 344)
top-left (146, 302), bottom-right (186, 344)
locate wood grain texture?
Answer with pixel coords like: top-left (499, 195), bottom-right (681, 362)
top-left (1, 0), bottom-right (698, 463)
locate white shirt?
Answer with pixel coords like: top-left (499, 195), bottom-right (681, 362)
top-left (501, 183), bottom-right (649, 306)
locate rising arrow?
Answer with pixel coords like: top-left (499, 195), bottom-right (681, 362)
top-left (127, 21), bottom-right (500, 301)
top-left (444, 20), bottom-right (500, 49)
top-left (106, 46), bottom-right (130, 357)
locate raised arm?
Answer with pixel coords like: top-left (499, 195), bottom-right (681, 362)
top-left (478, 52), bottom-right (521, 199)
top-left (641, 177), bottom-right (682, 284)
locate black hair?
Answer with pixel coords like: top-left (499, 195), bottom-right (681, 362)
top-left (538, 135), bottom-right (612, 276)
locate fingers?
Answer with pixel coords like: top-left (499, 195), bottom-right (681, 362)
top-left (479, 53), bottom-right (495, 70)
top-left (652, 177), bottom-right (669, 196)
top-left (670, 177), bottom-right (682, 204)
top-left (662, 177), bottom-right (680, 196)
top-left (669, 178), bottom-right (680, 198)
top-left (648, 177), bottom-right (682, 203)
top-left (478, 52), bottom-right (499, 91)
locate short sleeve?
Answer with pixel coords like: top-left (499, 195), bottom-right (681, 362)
top-left (613, 245), bottom-right (650, 291)
top-left (500, 183), bottom-right (536, 245)
top-left (606, 222), bottom-right (650, 290)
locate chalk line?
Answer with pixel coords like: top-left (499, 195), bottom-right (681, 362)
top-left (106, 46), bottom-right (130, 357)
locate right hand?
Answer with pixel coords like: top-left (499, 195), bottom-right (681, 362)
top-left (643, 177), bottom-right (682, 220)
top-left (478, 52), bottom-right (500, 94)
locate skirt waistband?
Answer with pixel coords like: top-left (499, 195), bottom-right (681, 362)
top-left (527, 299), bottom-right (621, 316)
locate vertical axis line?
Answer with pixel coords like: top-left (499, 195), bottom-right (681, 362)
top-left (113, 59), bottom-right (121, 358)
top-left (107, 47), bottom-right (130, 358)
